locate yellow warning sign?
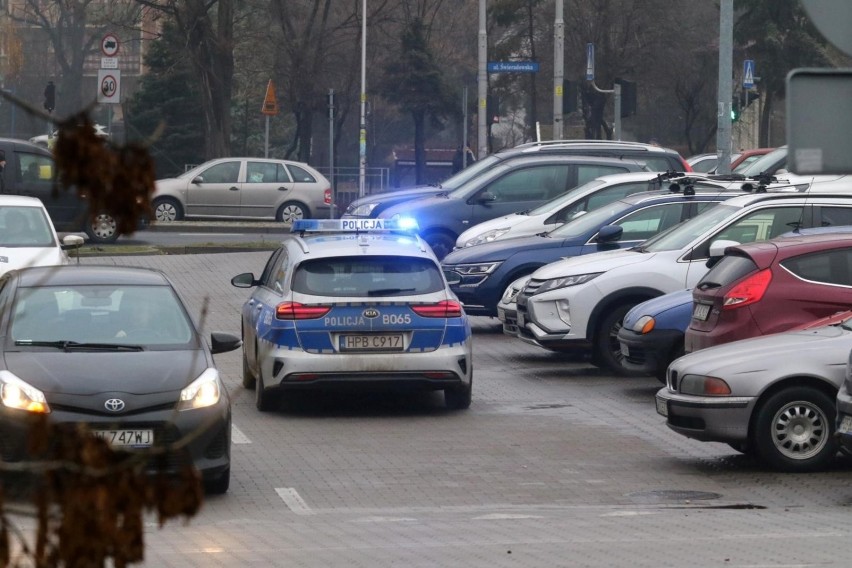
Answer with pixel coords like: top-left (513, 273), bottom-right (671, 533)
top-left (261, 80), bottom-right (279, 116)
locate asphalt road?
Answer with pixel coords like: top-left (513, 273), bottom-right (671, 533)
top-left (11, 250), bottom-right (852, 567)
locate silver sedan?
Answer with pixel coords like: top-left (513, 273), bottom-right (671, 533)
top-left (655, 319), bottom-right (852, 472)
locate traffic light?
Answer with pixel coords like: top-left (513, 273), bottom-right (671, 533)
top-left (731, 96), bottom-right (740, 122)
top-left (487, 94), bottom-right (500, 123)
top-left (43, 81), bottom-right (55, 113)
top-left (614, 78), bottom-right (637, 117)
top-left (745, 90), bottom-right (760, 108)
top-left (562, 80), bottom-right (578, 114)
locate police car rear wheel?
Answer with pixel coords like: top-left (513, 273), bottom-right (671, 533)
top-left (444, 384), bottom-right (472, 410)
top-left (242, 352), bottom-right (256, 389)
top-left (255, 373), bottom-right (275, 411)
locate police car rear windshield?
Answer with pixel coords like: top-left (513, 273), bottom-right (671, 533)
top-left (293, 256), bottom-right (445, 298)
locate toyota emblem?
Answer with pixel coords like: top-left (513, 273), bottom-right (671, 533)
top-left (363, 308), bottom-right (379, 319)
top-left (104, 398), bottom-right (125, 412)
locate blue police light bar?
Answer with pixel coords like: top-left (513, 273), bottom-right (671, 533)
top-left (291, 219), bottom-right (419, 233)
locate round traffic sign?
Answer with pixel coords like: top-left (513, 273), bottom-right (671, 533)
top-left (101, 34), bottom-right (120, 57)
top-left (100, 74), bottom-right (118, 99)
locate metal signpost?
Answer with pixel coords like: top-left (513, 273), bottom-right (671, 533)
top-left (260, 80), bottom-right (279, 158)
top-left (97, 33), bottom-right (121, 134)
top-left (585, 43), bottom-right (622, 140)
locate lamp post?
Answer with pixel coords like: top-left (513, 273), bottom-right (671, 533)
top-left (358, 0), bottom-right (367, 198)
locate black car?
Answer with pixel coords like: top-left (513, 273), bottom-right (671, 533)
top-left (343, 140), bottom-right (691, 221)
top-left (0, 138), bottom-right (125, 243)
top-left (0, 265), bottom-right (241, 493)
top-left (378, 155), bottom-right (649, 259)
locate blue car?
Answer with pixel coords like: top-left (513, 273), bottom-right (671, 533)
top-left (616, 289), bottom-right (692, 382)
top-left (441, 188), bottom-right (738, 317)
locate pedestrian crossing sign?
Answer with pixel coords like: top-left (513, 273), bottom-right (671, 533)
top-left (743, 60), bottom-right (755, 89)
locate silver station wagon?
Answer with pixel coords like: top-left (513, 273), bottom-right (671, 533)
top-left (152, 157), bottom-right (332, 223)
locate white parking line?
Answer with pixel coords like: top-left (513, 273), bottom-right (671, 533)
top-left (231, 424), bottom-right (251, 444)
top-left (275, 488), bottom-right (314, 515)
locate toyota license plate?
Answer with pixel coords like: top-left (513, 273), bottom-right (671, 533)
top-left (692, 303), bottom-right (711, 321)
top-left (655, 397), bottom-right (668, 417)
top-left (340, 334), bottom-right (404, 352)
top-left (93, 429), bottom-right (153, 447)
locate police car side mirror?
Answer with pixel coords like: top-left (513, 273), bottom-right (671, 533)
top-left (595, 224), bottom-right (623, 243)
top-left (231, 272), bottom-right (258, 288)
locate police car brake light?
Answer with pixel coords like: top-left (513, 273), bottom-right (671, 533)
top-left (276, 302), bottom-right (331, 320)
top-left (291, 219), bottom-right (419, 233)
top-left (411, 300), bottom-right (463, 318)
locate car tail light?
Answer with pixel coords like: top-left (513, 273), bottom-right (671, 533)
top-left (411, 300), bottom-right (463, 318)
top-left (722, 268), bottom-right (772, 310)
top-left (324, 188), bottom-right (332, 204)
top-left (276, 302), bottom-right (331, 320)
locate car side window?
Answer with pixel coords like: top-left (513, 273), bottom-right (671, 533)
top-left (556, 182), bottom-right (647, 223)
top-left (199, 161), bottom-right (241, 184)
top-left (482, 165), bottom-right (571, 203)
top-left (691, 206), bottom-right (806, 259)
top-left (782, 248), bottom-right (852, 286)
top-left (286, 164), bottom-right (315, 183)
top-left (613, 203), bottom-right (687, 241)
top-left (817, 206), bottom-right (852, 228)
top-left (246, 162), bottom-right (279, 183)
top-left (575, 165), bottom-right (630, 188)
top-left (272, 250), bottom-right (291, 293)
top-left (258, 249), bottom-right (284, 289)
top-left (17, 153), bottom-right (54, 184)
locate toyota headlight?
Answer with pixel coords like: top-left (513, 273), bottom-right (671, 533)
top-left (178, 368), bottom-right (222, 410)
top-left (0, 371), bottom-right (49, 414)
top-left (466, 228), bottom-right (511, 247)
top-left (535, 272), bottom-right (603, 294)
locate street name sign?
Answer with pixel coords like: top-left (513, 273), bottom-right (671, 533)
top-left (487, 61), bottom-right (539, 73)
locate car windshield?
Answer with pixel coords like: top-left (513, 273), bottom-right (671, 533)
top-left (547, 199), bottom-right (635, 239)
top-left (639, 203), bottom-right (739, 252)
top-left (10, 284), bottom-right (195, 347)
top-left (737, 147), bottom-right (787, 177)
top-left (526, 179), bottom-right (607, 216)
top-left (293, 256), bottom-right (445, 297)
top-left (0, 206), bottom-right (56, 247)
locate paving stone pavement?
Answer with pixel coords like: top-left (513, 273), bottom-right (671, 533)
top-left (41, 252), bottom-right (852, 567)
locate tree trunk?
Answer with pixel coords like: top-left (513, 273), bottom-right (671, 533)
top-left (759, 91), bottom-right (773, 148)
top-left (413, 109), bottom-right (426, 184)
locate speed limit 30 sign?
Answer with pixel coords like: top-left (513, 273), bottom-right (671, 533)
top-left (97, 69), bottom-right (121, 104)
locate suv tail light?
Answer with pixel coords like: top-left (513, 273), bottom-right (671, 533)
top-left (722, 269), bottom-right (772, 310)
top-left (276, 302), bottom-right (331, 320)
top-left (324, 188), bottom-right (332, 204)
top-left (411, 300), bottom-right (463, 318)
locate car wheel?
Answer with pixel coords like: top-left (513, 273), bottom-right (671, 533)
top-left (752, 386), bottom-right (838, 472)
top-left (444, 383), bottom-right (472, 410)
top-left (242, 350), bottom-right (256, 390)
top-left (255, 371), bottom-right (275, 412)
top-left (593, 303), bottom-right (634, 376)
top-left (423, 231), bottom-right (455, 261)
top-left (276, 202), bottom-right (308, 223)
top-left (85, 213), bottom-right (119, 244)
top-left (153, 197), bottom-right (183, 222)
top-left (203, 467), bottom-right (230, 495)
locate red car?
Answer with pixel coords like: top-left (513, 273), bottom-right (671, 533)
top-left (685, 233), bottom-right (852, 353)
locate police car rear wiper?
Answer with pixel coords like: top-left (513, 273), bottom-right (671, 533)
top-left (367, 288), bottom-right (417, 296)
top-left (14, 340), bottom-right (145, 352)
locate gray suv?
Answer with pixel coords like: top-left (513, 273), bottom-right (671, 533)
top-left (344, 140), bottom-right (690, 220)
top-left (378, 155), bottom-right (647, 259)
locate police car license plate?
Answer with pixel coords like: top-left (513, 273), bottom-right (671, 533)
top-left (92, 429), bottom-right (153, 447)
top-left (340, 334), bottom-right (404, 352)
top-left (692, 303), bottom-right (711, 321)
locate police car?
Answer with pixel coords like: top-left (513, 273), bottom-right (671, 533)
top-left (231, 219), bottom-right (473, 411)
